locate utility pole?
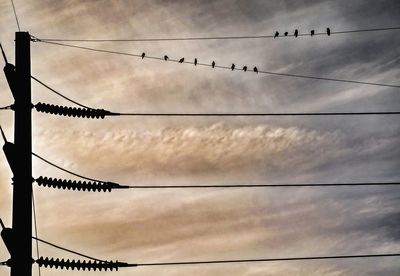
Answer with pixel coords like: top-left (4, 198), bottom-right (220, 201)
top-left (10, 31), bottom-right (32, 276)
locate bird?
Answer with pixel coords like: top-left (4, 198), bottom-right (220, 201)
top-left (164, 55), bottom-right (169, 61)
top-left (243, 66), bottom-right (247, 72)
top-left (253, 67), bottom-right (258, 73)
top-left (294, 29), bottom-right (298, 37)
top-left (141, 52), bottom-right (145, 59)
top-left (212, 61), bottom-right (215, 68)
top-left (274, 31), bottom-right (279, 38)
top-left (194, 58), bottom-right (197, 66)
top-left (231, 63), bottom-right (235, 70)
top-left (311, 30), bottom-right (315, 36)
top-left (284, 32), bottom-right (288, 36)
top-left (179, 58), bottom-right (184, 63)
top-left (327, 27), bottom-right (331, 36)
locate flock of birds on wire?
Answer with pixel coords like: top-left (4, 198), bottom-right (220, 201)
top-left (139, 28), bottom-right (331, 74)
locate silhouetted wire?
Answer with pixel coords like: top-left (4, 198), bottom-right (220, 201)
top-left (32, 237), bottom-right (106, 263)
top-left (32, 152), bottom-right (104, 183)
top-left (125, 182), bottom-right (400, 188)
top-left (10, 0), bottom-right (21, 31)
top-left (34, 40), bottom-right (400, 89)
top-left (32, 192), bottom-right (41, 276)
top-left (121, 253), bottom-right (400, 267)
top-left (114, 112), bottom-right (400, 116)
top-left (31, 76), bottom-right (93, 109)
top-left (0, 105), bottom-right (13, 110)
top-left (35, 27), bottom-right (400, 42)
top-left (31, 79), bottom-right (400, 116)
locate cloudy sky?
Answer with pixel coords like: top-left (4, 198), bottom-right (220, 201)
top-left (0, 0), bottom-right (400, 275)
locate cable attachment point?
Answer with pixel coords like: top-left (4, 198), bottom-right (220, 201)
top-left (35, 176), bottom-right (124, 192)
top-left (30, 35), bottom-right (41, 42)
top-left (34, 102), bottom-right (113, 119)
top-left (36, 257), bottom-right (124, 271)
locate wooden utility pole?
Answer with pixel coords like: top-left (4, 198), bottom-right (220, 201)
top-left (10, 31), bottom-right (32, 276)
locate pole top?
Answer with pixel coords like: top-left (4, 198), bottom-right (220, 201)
top-left (0, 218), bottom-right (5, 229)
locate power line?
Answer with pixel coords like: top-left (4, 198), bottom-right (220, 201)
top-left (33, 26), bottom-right (400, 42)
top-left (113, 112), bottom-right (400, 116)
top-left (32, 192), bottom-right (41, 276)
top-left (10, 0), bottom-right (21, 31)
top-left (33, 237), bottom-right (106, 263)
top-left (31, 76), bottom-right (93, 109)
top-left (120, 253), bottom-right (400, 267)
top-left (0, 105), bottom-right (13, 110)
top-left (32, 151), bottom-right (104, 183)
top-left (125, 182), bottom-right (400, 188)
top-left (32, 151), bottom-right (400, 189)
top-left (33, 40), bottom-right (400, 89)
top-left (30, 78), bottom-right (400, 117)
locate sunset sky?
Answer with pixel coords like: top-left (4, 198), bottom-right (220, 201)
top-left (0, 0), bottom-right (400, 275)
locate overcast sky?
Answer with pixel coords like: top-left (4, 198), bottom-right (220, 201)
top-left (0, 0), bottom-right (400, 275)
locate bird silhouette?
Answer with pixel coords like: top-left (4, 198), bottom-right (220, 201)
top-left (327, 27), bottom-right (331, 36)
top-left (164, 55), bottom-right (169, 61)
top-left (179, 58), bottom-right (184, 63)
top-left (212, 61), bottom-right (215, 68)
top-left (284, 32), bottom-right (288, 36)
top-left (231, 63), bottom-right (235, 70)
top-left (311, 30), bottom-right (315, 36)
top-left (274, 31), bottom-right (279, 38)
top-left (194, 58), bottom-right (197, 66)
top-left (253, 67), bottom-right (258, 73)
top-left (141, 52), bottom-right (145, 59)
top-left (294, 29), bottom-right (298, 37)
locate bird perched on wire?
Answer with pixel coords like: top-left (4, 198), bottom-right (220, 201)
top-left (141, 52), bottom-right (145, 59)
top-left (284, 32), bottom-right (288, 36)
top-left (179, 58), bottom-right (184, 63)
top-left (294, 29), bottom-right (298, 37)
top-left (164, 55), bottom-right (169, 61)
top-left (310, 30), bottom-right (315, 36)
top-left (327, 27), bottom-right (331, 36)
top-left (274, 31), bottom-right (279, 38)
top-left (194, 58), bottom-right (197, 66)
top-left (231, 64), bottom-right (235, 70)
top-left (212, 61), bottom-right (215, 68)
top-left (243, 66), bottom-right (247, 72)
top-left (253, 67), bottom-right (258, 73)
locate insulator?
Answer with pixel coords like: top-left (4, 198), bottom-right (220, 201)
top-left (36, 257), bottom-right (120, 271)
top-left (34, 102), bottom-right (113, 119)
top-left (35, 176), bottom-right (122, 192)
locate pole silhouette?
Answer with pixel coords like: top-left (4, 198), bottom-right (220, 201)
top-left (11, 31), bottom-right (32, 276)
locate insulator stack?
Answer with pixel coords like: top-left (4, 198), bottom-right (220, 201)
top-left (36, 257), bottom-right (120, 271)
top-left (35, 176), bottom-right (122, 192)
top-left (34, 102), bottom-right (113, 119)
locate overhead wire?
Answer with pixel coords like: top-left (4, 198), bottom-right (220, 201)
top-left (32, 151), bottom-right (105, 183)
top-left (34, 26), bottom-right (400, 42)
top-left (124, 253), bottom-right (400, 267)
top-left (32, 236), bottom-right (107, 263)
top-left (32, 40), bottom-right (400, 89)
top-left (10, 0), bottom-right (21, 31)
top-left (32, 192), bottom-right (41, 276)
top-left (29, 77), bottom-right (400, 117)
top-left (32, 150), bottom-right (400, 189)
top-left (31, 76), bottom-right (93, 109)
top-left (0, 105), bottom-right (13, 110)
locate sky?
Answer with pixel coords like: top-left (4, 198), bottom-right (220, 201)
top-left (0, 0), bottom-right (400, 275)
